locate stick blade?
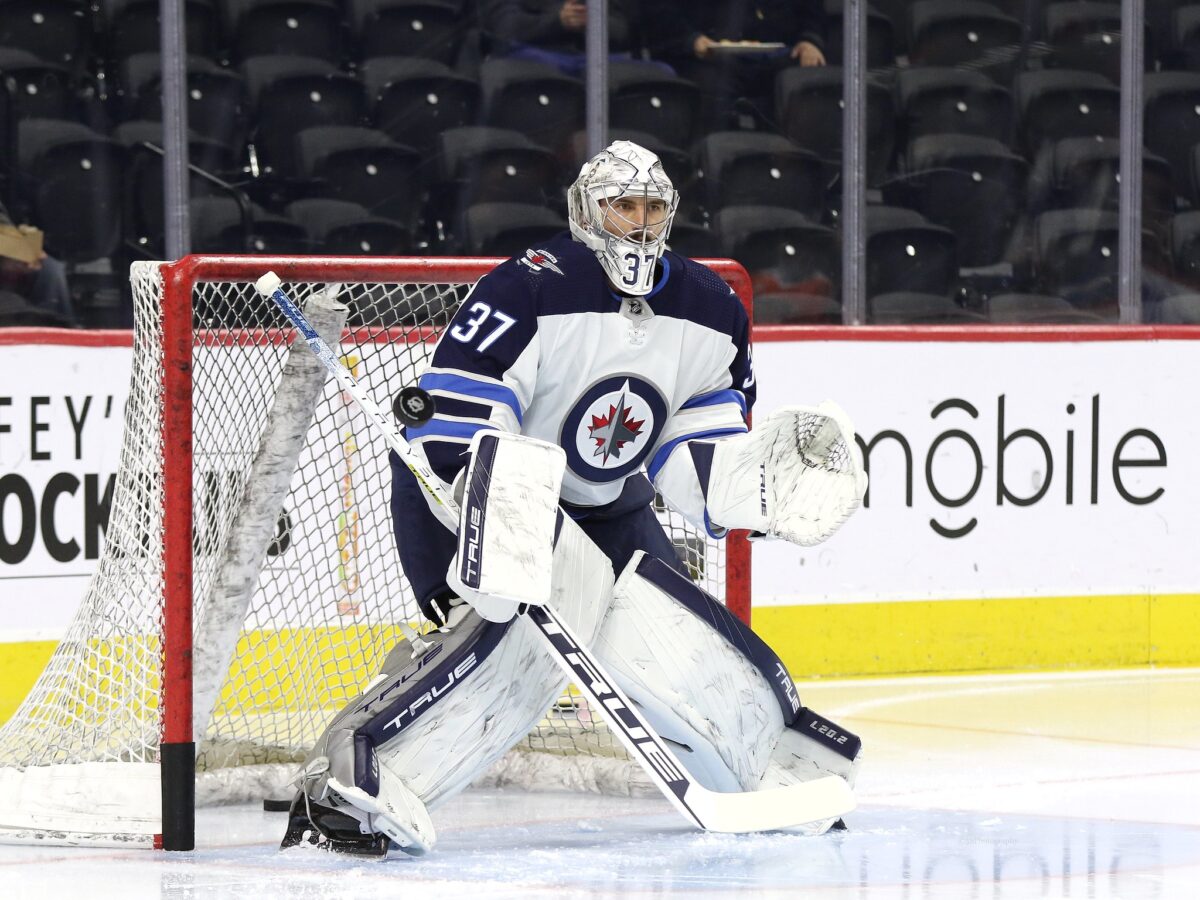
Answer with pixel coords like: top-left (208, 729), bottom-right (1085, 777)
top-left (684, 774), bottom-right (855, 833)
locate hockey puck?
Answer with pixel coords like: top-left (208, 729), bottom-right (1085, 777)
top-left (263, 798), bottom-right (292, 812)
top-left (393, 386), bottom-right (435, 427)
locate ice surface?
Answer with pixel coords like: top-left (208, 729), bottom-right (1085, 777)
top-left (3, 668), bottom-right (1197, 899)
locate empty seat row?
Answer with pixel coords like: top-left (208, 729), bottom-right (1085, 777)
top-left (0, 0), bottom-right (468, 69)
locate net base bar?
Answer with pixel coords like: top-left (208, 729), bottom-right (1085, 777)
top-left (0, 763), bottom-right (160, 847)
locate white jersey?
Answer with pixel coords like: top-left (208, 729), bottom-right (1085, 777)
top-left (408, 231), bottom-right (755, 528)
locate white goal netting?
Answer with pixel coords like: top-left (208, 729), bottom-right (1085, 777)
top-left (0, 257), bottom-right (748, 844)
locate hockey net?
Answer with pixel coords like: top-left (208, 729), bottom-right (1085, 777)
top-left (0, 256), bottom-right (752, 848)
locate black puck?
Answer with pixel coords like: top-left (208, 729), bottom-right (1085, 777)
top-left (393, 386), bottom-right (435, 427)
top-left (263, 798), bottom-right (293, 812)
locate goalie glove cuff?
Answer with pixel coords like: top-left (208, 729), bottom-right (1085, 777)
top-left (704, 404), bottom-right (867, 546)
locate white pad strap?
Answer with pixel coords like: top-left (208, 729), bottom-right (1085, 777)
top-left (447, 431), bottom-right (566, 623)
top-left (704, 401), bottom-right (868, 546)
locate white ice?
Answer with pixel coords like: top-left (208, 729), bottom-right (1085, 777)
top-left (3, 667), bottom-right (1198, 899)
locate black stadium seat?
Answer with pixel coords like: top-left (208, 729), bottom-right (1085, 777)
top-left (0, 48), bottom-right (81, 125)
top-left (1016, 69), bottom-right (1121, 155)
top-left (118, 53), bottom-right (246, 149)
top-left (434, 126), bottom-right (559, 215)
top-left (113, 120), bottom-right (238, 253)
top-left (1144, 71), bottom-right (1200, 200)
top-left (715, 206), bottom-right (838, 299)
top-left (1045, 1), bottom-right (1125, 80)
top-left (665, 220), bottom-right (719, 258)
top-left (1170, 210), bottom-right (1200, 285)
top-left (896, 67), bottom-right (1014, 144)
top-left (364, 57), bottom-right (480, 157)
top-left (695, 132), bottom-right (827, 219)
top-left (606, 61), bottom-right (700, 150)
top-left (241, 55), bottom-right (368, 176)
top-left (346, 0), bottom-right (461, 64)
top-left (1034, 207), bottom-right (1121, 304)
top-left (15, 119), bottom-right (125, 261)
top-left (908, 0), bottom-right (1023, 68)
top-left (294, 124), bottom-right (422, 225)
top-left (286, 198), bottom-right (411, 255)
top-left (462, 201), bottom-right (566, 256)
top-left (225, 0), bottom-right (346, 63)
top-left (1027, 137), bottom-right (1173, 229)
top-left (775, 67), bottom-right (895, 185)
top-left (479, 58), bottom-right (585, 157)
top-left (190, 195), bottom-right (309, 254)
top-left (0, 0), bottom-right (92, 68)
top-left (885, 134), bottom-right (1027, 267)
top-left (866, 206), bottom-right (958, 299)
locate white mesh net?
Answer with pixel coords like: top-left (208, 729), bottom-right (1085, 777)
top-left (0, 258), bottom-right (747, 838)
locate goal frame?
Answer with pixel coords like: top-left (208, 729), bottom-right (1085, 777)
top-left (155, 254), bottom-right (754, 850)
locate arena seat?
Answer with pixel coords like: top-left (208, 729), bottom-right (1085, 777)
top-left (695, 132), bottom-right (827, 220)
top-left (364, 56), bottom-right (480, 158)
top-left (241, 55), bottom-right (368, 176)
top-left (479, 58), bottom-right (586, 158)
top-left (1015, 69), bottom-right (1120, 155)
top-left (606, 60), bottom-right (699, 150)
top-left (294, 124), bottom-right (422, 225)
top-left (884, 134), bottom-right (1027, 267)
top-left (15, 119), bottom-right (125, 261)
top-left (347, 0), bottom-right (462, 64)
top-left (462, 201), bottom-right (567, 256)
top-left (907, 0), bottom-right (1023, 68)
top-left (896, 67), bottom-right (1014, 145)
top-left (775, 66), bottom-right (895, 185)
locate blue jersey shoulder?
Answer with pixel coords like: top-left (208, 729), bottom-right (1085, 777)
top-left (654, 249), bottom-right (750, 338)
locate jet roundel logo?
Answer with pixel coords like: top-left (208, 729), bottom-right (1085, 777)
top-left (561, 375), bottom-right (668, 482)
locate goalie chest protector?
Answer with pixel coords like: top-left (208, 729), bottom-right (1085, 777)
top-left (411, 231), bottom-right (756, 509)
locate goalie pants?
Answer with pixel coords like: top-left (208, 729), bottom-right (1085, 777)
top-left (390, 453), bottom-right (687, 618)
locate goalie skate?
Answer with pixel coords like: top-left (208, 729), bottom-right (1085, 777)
top-left (279, 793), bottom-right (390, 859)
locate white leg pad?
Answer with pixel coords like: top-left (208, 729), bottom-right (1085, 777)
top-left (758, 723), bottom-right (862, 835)
top-left (301, 513), bottom-right (616, 852)
top-left (595, 552), bottom-right (783, 792)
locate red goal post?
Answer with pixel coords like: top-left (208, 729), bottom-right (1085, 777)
top-left (154, 255), bottom-right (754, 847)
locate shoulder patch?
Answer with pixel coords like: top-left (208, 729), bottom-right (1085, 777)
top-left (518, 248), bottom-right (564, 276)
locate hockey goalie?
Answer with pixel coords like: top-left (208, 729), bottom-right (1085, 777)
top-left (280, 140), bottom-right (868, 857)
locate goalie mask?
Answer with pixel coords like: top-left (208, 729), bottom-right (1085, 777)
top-left (568, 140), bottom-right (679, 296)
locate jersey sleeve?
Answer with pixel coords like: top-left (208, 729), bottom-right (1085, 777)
top-left (405, 268), bottom-right (540, 485)
top-left (648, 289), bottom-right (757, 536)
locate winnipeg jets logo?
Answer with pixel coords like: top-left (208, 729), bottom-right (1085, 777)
top-left (562, 375), bottom-right (667, 482)
top-left (519, 248), bottom-right (564, 275)
top-left (588, 392), bottom-right (645, 463)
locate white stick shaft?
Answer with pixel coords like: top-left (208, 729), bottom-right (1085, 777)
top-left (259, 277), bottom-right (458, 532)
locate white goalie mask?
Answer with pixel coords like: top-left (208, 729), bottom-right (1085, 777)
top-left (568, 140), bottom-right (679, 296)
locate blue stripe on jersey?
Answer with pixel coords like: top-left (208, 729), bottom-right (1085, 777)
top-left (646, 426), bottom-right (746, 482)
top-left (407, 419), bottom-right (498, 443)
top-left (680, 387), bottom-right (748, 417)
top-left (419, 372), bottom-right (523, 424)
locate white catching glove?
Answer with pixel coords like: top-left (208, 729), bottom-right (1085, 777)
top-left (703, 401), bottom-right (867, 546)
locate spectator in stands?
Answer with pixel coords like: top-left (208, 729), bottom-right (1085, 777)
top-left (481, 0), bottom-right (642, 76)
top-left (0, 201), bottom-right (74, 327)
top-left (648, 0), bottom-right (828, 130)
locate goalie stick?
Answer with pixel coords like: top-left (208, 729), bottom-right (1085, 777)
top-left (255, 271), bottom-right (855, 834)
